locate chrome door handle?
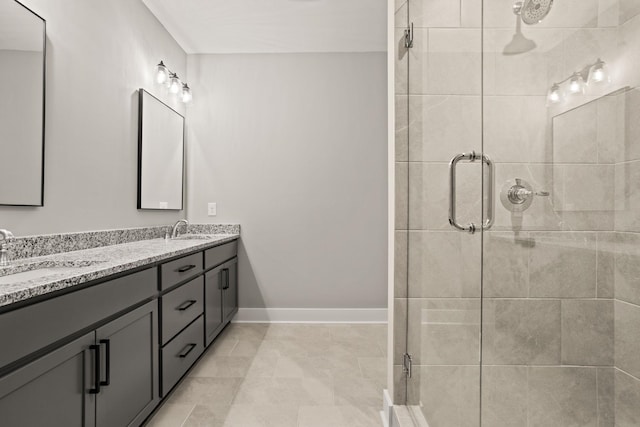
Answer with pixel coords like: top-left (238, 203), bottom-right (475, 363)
top-left (448, 151), bottom-right (494, 234)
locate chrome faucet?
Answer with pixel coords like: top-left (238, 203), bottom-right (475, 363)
top-left (171, 220), bottom-right (189, 239)
top-left (0, 229), bottom-right (14, 266)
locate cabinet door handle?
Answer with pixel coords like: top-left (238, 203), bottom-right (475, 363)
top-left (176, 264), bottom-right (196, 273)
top-left (178, 343), bottom-right (197, 358)
top-left (222, 268), bottom-right (230, 290)
top-left (89, 344), bottom-right (101, 394)
top-left (177, 300), bottom-right (197, 311)
top-left (99, 339), bottom-right (111, 386)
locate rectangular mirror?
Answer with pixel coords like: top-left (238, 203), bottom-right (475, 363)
top-left (0, 1), bottom-right (46, 206)
top-left (137, 89), bottom-right (185, 210)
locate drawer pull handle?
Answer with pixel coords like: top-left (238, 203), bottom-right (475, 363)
top-left (178, 343), bottom-right (197, 358)
top-left (89, 344), bottom-right (101, 394)
top-left (99, 339), bottom-right (111, 386)
top-left (177, 264), bottom-right (197, 273)
top-left (177, 300), bottom-right (197, 311)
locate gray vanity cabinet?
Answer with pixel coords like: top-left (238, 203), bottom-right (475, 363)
top-left (222, 257), bottom-right (238, 324)
top-left (0, 332), bottom-right (96, 427)
top-left (0, 301), bottom-right (158, 427)
top-left (204, 264), bottom-right (224, 346)
top-left (95, 301), bottom-right (158, 427)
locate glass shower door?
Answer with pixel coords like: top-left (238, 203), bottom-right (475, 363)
top-left (401, 0), bottom-right (640, 425)
top-left (480, 0), bottom-right (635, 425)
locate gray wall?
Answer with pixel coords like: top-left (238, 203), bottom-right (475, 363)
top-left (186, 53), bottom-right (388, 309)
top-left (2, 0), bottom-right (187, 236)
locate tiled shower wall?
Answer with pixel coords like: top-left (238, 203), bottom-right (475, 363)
top-left (393, 0), bottom-right (640, 425)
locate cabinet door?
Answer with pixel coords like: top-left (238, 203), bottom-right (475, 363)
top-left (0, 332), bottom-right (96, 427)
top-left (95, 301), bottom-right (159, 427)
top-left (204, 265), bottom-right (224, 346)
top-left (222, 257), bottom-right (238, 323)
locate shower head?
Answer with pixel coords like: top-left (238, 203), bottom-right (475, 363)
top-left (513, 0), bottom-right (554, 25)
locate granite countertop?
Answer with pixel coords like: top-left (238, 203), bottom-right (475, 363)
top-left (0, 234), bottom-right (239, 308)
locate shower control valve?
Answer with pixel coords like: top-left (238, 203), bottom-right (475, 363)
top-left (500, 178), bottom-right (549, 212)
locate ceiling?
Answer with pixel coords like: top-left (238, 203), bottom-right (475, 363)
top-left (142, 0), bottom-right (387, 54)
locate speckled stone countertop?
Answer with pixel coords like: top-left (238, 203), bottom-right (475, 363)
top-left (0, 233), bottom-right (239, 308)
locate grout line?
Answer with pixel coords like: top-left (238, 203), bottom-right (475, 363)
top-left (178, 404), bottom-right (197, 427)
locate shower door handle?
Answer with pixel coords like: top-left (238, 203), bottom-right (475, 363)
top-left (448, 151), bottom-right (494, 234)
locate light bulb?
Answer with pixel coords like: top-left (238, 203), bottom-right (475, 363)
top-left (181, 84), bottom-right (192, 103)
top-left (155, 61), bottom-right (169, 84)
top-left (169, 73), bottom-right (181, 94)
top-left (547, 83), bottom-right (562, 105)
top-left (568, 72), bottom-right (585, 94)
top-left (588, 59), bottom-right (610, 85)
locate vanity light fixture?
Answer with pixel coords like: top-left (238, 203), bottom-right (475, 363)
top-left (588, 58), bottom-right (610, 85)
top-left (169, 73), bottom-right (181, 94)
top-left (155, 61), bottom-right (169, 84)
top-left (546, 59), bottom-right (611, 106)
top-left (547, 83), bottom-right (563, 105)
top-left (154, 60), bottom-right (192, 103)
top-left (181, 84), bottom-right (192, 103)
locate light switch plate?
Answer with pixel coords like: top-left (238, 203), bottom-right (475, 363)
top-left (207, 203), bottom-right (217, 216)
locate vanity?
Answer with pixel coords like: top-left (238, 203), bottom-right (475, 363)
top-left (0, 229), bottom-right (239, 427)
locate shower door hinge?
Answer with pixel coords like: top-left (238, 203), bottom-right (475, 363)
top-left (403, 353), bottom-right (413, 378)
top-left (404, 23), bottom-right (414, 48)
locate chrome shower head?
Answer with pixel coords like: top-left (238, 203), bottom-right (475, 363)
top-left (513, 0), bottom-right (554, 25)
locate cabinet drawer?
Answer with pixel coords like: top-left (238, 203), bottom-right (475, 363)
top-left (161, 316), bottom-right (204, 396)
top-left (0, 268), bottom-right (156, 372)
top-left (204, 240), bottom-right (237, 270)
top-left (160, 252), bottom-right (203, 290)
top-left (161, 276), bottom-right (204, 345)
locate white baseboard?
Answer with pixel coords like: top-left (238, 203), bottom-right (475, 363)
top-left (233, 308), bottom-right (388, 323)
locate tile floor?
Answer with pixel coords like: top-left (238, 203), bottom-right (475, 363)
top-left (147, 323), bottom-right (387, 427)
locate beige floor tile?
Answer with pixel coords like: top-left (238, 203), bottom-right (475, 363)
top-left (222, 404), bottom-right (298, 427)
top-left (170, 377), bottom-right (243, 406)
top-left (298, 405), bottom-right (382, 427)
top-left (146, 403), bottom-right (195, 427)
top-left (147, 323), bottom-right (386, 426)
top-left (188, 355), bottom-right (253, 378)
top-left (182, 404), bottom-right (231, 427)
top-left (233, 377), bottom-right (334, 406)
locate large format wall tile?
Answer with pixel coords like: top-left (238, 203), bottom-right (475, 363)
top-left (481, 366), bottom-right (527, 427)
top-left (528, 367), bottom-right (598, 427)
top-left (407, 95), bottom-right (481, 162)
top-left (620, 0), bottom-right (640, 25)
top-left (419, 365), bottom-right (480, 427)
top-left (483, 28), bottom-right (564, 96)
top-left (483, 0), bottom-right (598, 29)
top-left (396, 162), bottom-right (408, 230)
top-left (561, 299), bottom-right (614, 366)
top-left (483, 96), bottom-right (550, 163)
top-left (409, 0), bottom-right (460, 28)
top-left (597, 368), bottom-right (615, 427)
top-left (615, 300), bottom-right (640, 379)
top-left (529, 232), bottom-right (597, 298)
top-left (408, 162), bottom-right (481, 230)
top-left (483, 299), bottom-right (561, 365)
top-left (615, 232), bottom-right (640, 305)
top-left (410, 29), bottom-right (481, 95)
top-left (615, 369), bottom-right (640, 426)
top-left (408, 231), bottom-right (481, 298)
top-left (483, 232), bottom-right (530, 298)
top-left (395, 95), bottom-right (408, 161)
top-left (597, 232), bottom-right (615, 298)
top-left (615, 160), bottom-right (640, 232)
top-left (407, 298), bottom-right (480, 366)
top-left (395, 231), bottom-right (408, 299)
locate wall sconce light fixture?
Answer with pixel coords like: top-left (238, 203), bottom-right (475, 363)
top-left (547, 58), bottom-right (610, 106)
top-left (155, 60), bottom-right (192, 104)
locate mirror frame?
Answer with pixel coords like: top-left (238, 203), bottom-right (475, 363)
top-left (0, 1), bottom-right (46, 207)
top-left (137, 89), bottom-right (185, 211)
